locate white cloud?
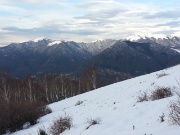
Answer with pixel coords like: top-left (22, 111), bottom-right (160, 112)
top-left (0, 0), bottom-right (180, 42)
top-left (0, 5), bottom-right (29, 14)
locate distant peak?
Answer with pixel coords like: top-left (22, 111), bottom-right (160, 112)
top-left (125, 35), bottom-right (146, 41)
top-left (125, 34), bottom-right (168, 41)
top-left (91, 39), bottom-right (103, 43)
top-left (31, 37), bottom-right (46, 42)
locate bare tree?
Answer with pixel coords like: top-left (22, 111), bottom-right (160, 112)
top-left (41, 74), bottom-right (50, 102)
top-left (169, 99), bottom-right (180, 125)
top-left (87, 68), bottom-right (97, 90)
top-left (26, 77), bottom-right (35, 102)
top-left (78, 79), bottom-right (81, 94)
top-left (0, 73), bottom-right (11, 104)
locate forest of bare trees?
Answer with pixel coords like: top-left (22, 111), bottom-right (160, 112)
top-left (0, 67), bottom-right (132, 134)
top-left (0, 72), bottom-right (93, 105)
top-left (0, 68), bottom-right (100, 133)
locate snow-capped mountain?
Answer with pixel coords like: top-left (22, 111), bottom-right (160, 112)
top-left (125, 34), bottom-right (167, 41)
top-left (12, 64), bottom-right (180, 135)
top-left (125, 34), bottom-right (180, 47)
top-left (7, 38), bottom-right (117, 56)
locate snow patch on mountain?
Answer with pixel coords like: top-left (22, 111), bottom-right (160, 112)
top-left (172, 48), bottom-right (180, 53)
top-left (124, 34), bottom-right (180, 47)
top-left (48, 41), bottom-right (62, 46)
top-left (12, 64), bottom-right (180, 135)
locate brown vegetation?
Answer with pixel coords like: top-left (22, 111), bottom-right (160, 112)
top-left (0, 101), bottom-right (49, 134)
top-left (49, 116), bottom-right (72, 135)
top-left (137, 92), bottom-right (149, 102)
top-left (151, 87), bottom-right (172, 101)
top-left (86, 117), bottom-right (101, 130)
top-left (169, 100), bottom-right (180, 125)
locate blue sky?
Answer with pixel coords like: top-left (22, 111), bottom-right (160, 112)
top-left (0, 0), bottom-right (180, 42)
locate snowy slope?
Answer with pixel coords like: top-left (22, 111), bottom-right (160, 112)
top-left (12, 65), bottom-right (180, 135)
top-left (48, 41), bottom-right (62, 46)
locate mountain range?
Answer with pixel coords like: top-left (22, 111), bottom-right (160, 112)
top-left (0, 35), bottom-right (180, 79)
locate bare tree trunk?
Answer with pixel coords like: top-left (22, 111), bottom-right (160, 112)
top-left (0, 75), bottom-right (11, 104)
top-left (61, 74), bottom-right (64, 97)
top-left (42, 75), bottom-right (50, 102)
top-left (27, 78), bottom-right (33, 102)
top-left (87, 70), bottom-right (97, 89)
top-left (70, 80), bottom-right (73, 96)
top-left (78, 79), bottom-right (81, 94)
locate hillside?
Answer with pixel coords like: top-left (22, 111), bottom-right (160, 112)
top-left (13, 64), bottom-right (180, 135)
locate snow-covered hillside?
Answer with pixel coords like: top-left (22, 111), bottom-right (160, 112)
top-left (13, 65), bottom-right (180, 135)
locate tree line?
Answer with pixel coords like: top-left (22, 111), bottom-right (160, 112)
top-left (0, 67), bottom-right (133, 106)
top-left (0, 68), bottom-right (102, 105)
